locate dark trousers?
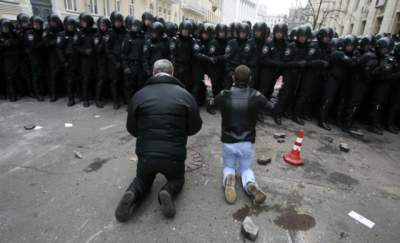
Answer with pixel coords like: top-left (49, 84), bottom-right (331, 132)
top-left (275, 70), bottom-right (302, 116)
top-left (128, 156), bottom-right (185, 202)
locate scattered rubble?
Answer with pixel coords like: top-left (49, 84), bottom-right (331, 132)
top-left (257, 157), bottom-right (271, 165)
top-left (273, 133), bottom-right (286, 139)
top-left (73, 151), bottom-right (83, 159)
top-left (24, 124), bottom-right (36, 130)
top-left (242, 216), bottom-right (259, 241)
top-left (277, 138), bottom-right (285, 143)
top-left (339, 143), bottom-right (350, 152)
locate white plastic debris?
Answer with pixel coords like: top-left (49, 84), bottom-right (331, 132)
top-left (348, 211), bottom-right (375, 229)
top-left (94, 115), bottom-right (101, 118)
top-left (100, 124), bottom-right (116, 131)
top-left (65, 123), bottom-right (73, 128)
top-left (34, 126), bottom-right (43, 130)
top-left (73, 151), bottom-right (83, 159)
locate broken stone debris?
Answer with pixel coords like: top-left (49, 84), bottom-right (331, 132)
top-left (257, 158), bottom-right (271, 165)
top-left (24, 124), bottom-right (36, 130)
top-left (273, 132), bottom-right (286, 139)
top-left (277, 138), bottom-right (285, 143)
top-left (339, 143), bottom-right (350, 152)
top-left (73, 151), bottom-right (83, 159)
top-left (242, 216), bottom-right (259, 241)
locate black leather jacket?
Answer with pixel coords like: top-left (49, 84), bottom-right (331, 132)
top-left (126, 74), bottom-right (202, 161)
top-left (208, 84), bottom-right (273, 143)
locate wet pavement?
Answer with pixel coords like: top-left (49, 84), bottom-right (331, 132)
top-left (1, 98), bottom-right (400, 243)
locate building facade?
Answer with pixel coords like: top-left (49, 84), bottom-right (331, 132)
top-left (221, 0), bottom-right (258, 24)
top-left (317, 0), bottom-right (400, 36)
top-left (0, 0), bottom-right (222, 23)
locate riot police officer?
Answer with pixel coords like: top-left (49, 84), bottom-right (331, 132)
top-left (45, 14), bottom-right (64, 102)
top-left (208, 23), bottom-right (228, 96)
top-left (122, 16), bottom-right (144, 103)
top-left (57, 16), bottom-right (79, 106)
top-left (142, 12), bottom-right (154, 41)
top-left (170, 20), bottom-right (195, 91)
top-left (142, 21), bottom-right (170, 79)
top-left (0, 19), bottom-right (20, 101)
top-left (248, 22), bottom-right (269, 89)
top-left (76, 13), bottom-right (95, 107)
top-left (94, 16), bottom-right (111, 108)
top-left (108, 11), bottom-right (126, 110)
top-left (15, 13), bottom-right (31, 97)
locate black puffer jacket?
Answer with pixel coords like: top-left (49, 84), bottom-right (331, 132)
top-left (212, 85), bottom-right (272, 143)
top-left (126, 74), bottom-right (202, 161)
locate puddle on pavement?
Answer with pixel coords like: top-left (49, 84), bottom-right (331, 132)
top-left (232, 204), bottom-right (282, 221)
top-left (83, 158), bottom-right (110, 173)
top-left (273, 207), bottom-right (316, 231)
top-left (327, 172), bottom-right (359, 188)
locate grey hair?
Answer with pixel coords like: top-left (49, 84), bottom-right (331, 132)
top-left (153, 59), bottom-right (174, 75)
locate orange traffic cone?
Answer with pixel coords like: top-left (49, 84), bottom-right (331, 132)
top-left (283, 130), bottom-right (305, 165)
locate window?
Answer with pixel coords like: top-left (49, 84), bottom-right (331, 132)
top-left (374, 16), bottom-right (383, 33)
top-left (89, 0), bottom-right (98, 14)
top-left (360, 20), bottom-right (366, 34)
top-left (349, 23), bottom-right (354, 34)
top-left (394, 13), bottom-right (400, 34)
top-left (149, 3), bottom-right (154, 14)
top-left (354, 0), bottom-right (360, 10)
top-left (129, 0), bottom-right (134, 16)
top-left (116, 0), bottom-right (121, 11)
top-left (65, 0), bottom-right (77, 11)
top-left (375, 0), bottom-right (385, 7)
top-left (104, 0), bottom-right (110, 15)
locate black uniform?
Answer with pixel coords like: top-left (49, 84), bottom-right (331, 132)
top-left (142, 22), bottom-right (170, 78)
top-left (0, 20), bottom-right (20, 101)
top-left (57, 16), bottom-right (79, 106)
top-left (208, 23), bottom-right (228, 96)
top-left (94, 17), bottom-right (111, 108)
top-left (170, 20), bottom-right (195, 91)
top-left (76, 13), bottom-right (95, 107)
top-left (45, 14), bottom-right (64, 101)
top-left (122, 17), bottom-right (144, 103)
top-left (25, 16), bottom-right (46, 101)
top-left (15, 14), bottom-right (32, 97)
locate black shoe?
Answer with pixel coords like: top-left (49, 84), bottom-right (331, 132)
top-left (113, 103), bottom-right (120, 110)
top-left (95, 101), bottom-right (104, 108)
top-left (9, 96), bottom-right (17, 102)
top-left (293, 117), bottom-right (305, 125)
top-left (115, 191), bottom-right (136, 223)
top-left (50, 97), bottom-right (57, 102)
top-left (274, 114), bottom-right (282, 125)
top-left (37, 96), bottom-right (44, 102)
top-left (387, 125), bottom-right (399, 134)
top-left (159, 190), bottom-right (175, 218)
top-left (67, 99), bottom-right (75, 107)
top-left (83, 101), bottom-right (90, 107)
top-left (206, 107), bottom-right (216, 115)
top-left (367, 125), bottom-right (383, 135)
top-left (304, 115), bottom-right (312, 121)
top-left (318, 121), bottom-right (331, 131)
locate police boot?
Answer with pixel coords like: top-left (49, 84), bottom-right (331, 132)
top-left (387, 109), bottom-right (399, 134)
top-left (67, 98), bottom-right (75, 107)
top-left (367, 105), bottom-right (383, 135)
top-left (274, 113), bottom-right (282, 125)
top-left (49, 82), bottom-right (57, 102)
top-left (343, 106), bottom-right (363, 137)
top-left (318, 99), bottom-right (331, 131)
top-left (111, 85), bottom-right (120, 110)
top-left (95, 82), bottom-right (104, 108)
top-left (293, 103), bottom-right (305, 125)
top-left (336, 99), bottom-right (345, 128)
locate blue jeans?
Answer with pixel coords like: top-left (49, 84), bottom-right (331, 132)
top-left (222, 142), bottom-right (257, 193)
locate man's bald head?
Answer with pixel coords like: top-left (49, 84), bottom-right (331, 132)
top-left (153, 59), bottom-right (174, 76)
top-left (233, 65), bottom-right (251, 85)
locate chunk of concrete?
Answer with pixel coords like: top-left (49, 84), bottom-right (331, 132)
top-left (257, 157), bottom-right (271, 165)
top-left (277, 138), bottom-right (285, 143)
top-left (242, 216), bottom-right (259, 241)
top-left (339, 143), bottom-right (350, 152)
top-left (273, 133), bottom-right (286, 139)
top-left (24, 124), bottom-right (36, 130)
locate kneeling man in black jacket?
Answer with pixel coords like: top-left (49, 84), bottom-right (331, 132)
top-left (115, 59), bottom-right (202, 222)
top-left (203, 65), bottom-right (273, 205)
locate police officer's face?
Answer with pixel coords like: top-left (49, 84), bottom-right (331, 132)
top-left (255, 31), bottom-right (262, 39)
top-left (379, 48), bottom-right (389, 55)
top-left (50, 20), bottom-right (57, 28)
top-left (67, 24), bottom-right (74, 32)
top-left (345, 44), bottom-right (353, 52)
top-left (201, 32), bottom-right (209, 40)
top-left (151, 32), bottom-right (159, 39)
top-left (181, 29), bottom-right (189, 37)
top-left (322, 36), bottom-right (330, 44)
top-left (144, 20), bottom-right (152, 27)
top-left (131, 25), bottom-right (139, 32)
top-left (80, 21), bottom-right (87, 28)
top-left (114, 21), bottom-right (122, 28)
top-left (298, 35), bottom-right (306, 43)
top-left (100, 23), bottom-right (107, 32)
top-left (218, 31), bottom-right (225, 39)
top-left (239, 31), bottom-right (247, 39)
top-left (275, 31), bottom-right (283, 40)
top-left (21, 21), bottom-right (29, 29)
top-left (33, 22), bottom-right (42, 30)
top-left (1, 25), bottom-right (9, 33)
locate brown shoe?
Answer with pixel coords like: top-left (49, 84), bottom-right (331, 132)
top-left (247, 183), bottom-right (266, 204)
top-left (224, 175), bottom-right (237, 204)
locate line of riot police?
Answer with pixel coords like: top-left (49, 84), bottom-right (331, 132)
top-left (1, 11), bottom-right (400, 135)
